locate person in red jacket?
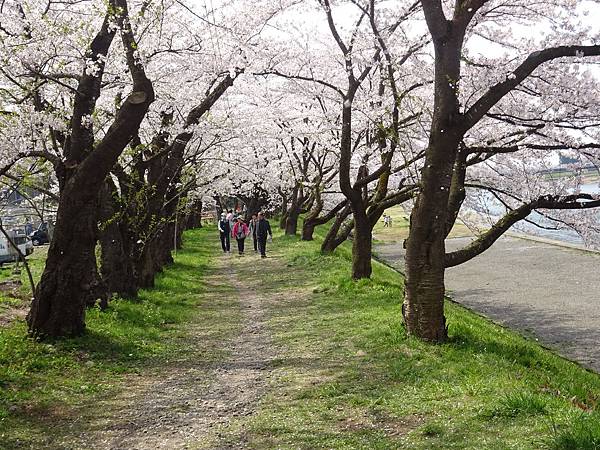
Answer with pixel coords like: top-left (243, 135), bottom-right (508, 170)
top-left (231, 216), bottom-right (249, 255)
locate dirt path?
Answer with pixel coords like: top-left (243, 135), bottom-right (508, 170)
top-left (375, 235), bottom-right (600, 372)
top-left (51, 253), bottom-right (277, 450)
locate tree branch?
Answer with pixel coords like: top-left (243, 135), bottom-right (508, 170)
top-left (462, 45), bottom-right (600, 131)
top-left (445, 193), bottom-right (600, 267)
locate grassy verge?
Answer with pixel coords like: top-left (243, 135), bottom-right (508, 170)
top-left (0, 227), bottom-right (235, 448)
top-left (0, 246), bottom-right (48, 324)
top-left (237, 227), bottom-right (600, 449)
top-left (0, 245), bottom-right (47, 279)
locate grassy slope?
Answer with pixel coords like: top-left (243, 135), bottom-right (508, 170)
top-left (238, 226), bottom-right (600, 449)
top-left (0, 228), bottom-right (239, 448)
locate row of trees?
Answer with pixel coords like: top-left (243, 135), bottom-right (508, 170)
top-left (0, 0), bottom-right (598, 342)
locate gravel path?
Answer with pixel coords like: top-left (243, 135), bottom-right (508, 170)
top-left (375, 234), bottom-right (600, 372)
top-left (54, 255), bottom-right (276, 450)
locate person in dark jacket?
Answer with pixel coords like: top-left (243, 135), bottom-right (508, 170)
top-left (255, 212), bottom-right (272, 258)
top-left (218, 212), bottom-right (231, 253)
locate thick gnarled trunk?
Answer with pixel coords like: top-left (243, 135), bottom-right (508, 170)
top-left (403, 198), bottom-right (448, 342)
top-left (284, 184), bottom-right (306, 236)
top-left (403, 139), bottom-right (453, 342)
top-left (402, 146), bottom-right (455, 342)
top-left (28, 185), bottom-right (105, 336)
top-left (301, 219), bottom-right (317, 241)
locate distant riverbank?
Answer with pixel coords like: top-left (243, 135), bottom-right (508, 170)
top-left (516, 181), bottom-right (599, 246)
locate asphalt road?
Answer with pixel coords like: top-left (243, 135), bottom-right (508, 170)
top-left (375, 235), bottom-right (600, 372)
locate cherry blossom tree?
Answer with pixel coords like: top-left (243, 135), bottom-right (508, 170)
top-left (255, 0), bottom-right (429, 277)
top-left (403, 0), bottom-right (600, 342)
top-left (8, 0), bottom-right (157, 337)
top-left (97, 0), bottom-right (297, 295)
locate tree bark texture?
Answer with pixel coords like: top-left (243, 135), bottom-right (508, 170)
top-left (185, 199), bottom-right (203, 229)
top-left (402, 3), bottom-right (466, 342)
top-left (99, 179), bottom-right (137, 298)
top-left (351, 208), bottom-right (373, 279)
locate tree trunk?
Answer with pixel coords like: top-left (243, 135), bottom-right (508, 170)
top-left (403, 230), bottom-right (447, 342)
top-left (285, 208), bottom-right (300, 236)
top-left (175, 215), bottom-right (185, 250)
top-left (28, 185), bottom-right (106, 336)
top-left (301, 218), bottom-right (317, 241)
top-left (136, 243), bottom-right (157, 289)
top-left (401, 12), bottom-right (466, 342)
top-left (241, 189), bottom-right (268, 220)
top-left (278, 194), bottom-right (288, 229)
top-left (214, 195), bottom-right (224, 216)
top-left (402, 139), bottom-right (457, 343)
top-left (154, 226), bottom-right (174, 269)
top-left (321, 215), bottom-right (344, 254)
top-left (351, 209), bottom-right (372, 279)
top-left (302, 199), bottom-right (346, 242)
top-left (99, 180), bottom-right (137, 298)
top-left (402, 153), bottom-right (454, 342)
top-left (301, 192), bottom-right (323, 241)
top-left (185, 199), bottom-right (203, 229)
top-left (321, 205), bottom-right (353, 254)
top-left (279, 212), bottom-right (288, 230)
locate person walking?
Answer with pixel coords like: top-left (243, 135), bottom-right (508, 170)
top-left (24, 217), bottom-right (33, 235)
top-left (226, 209), bottom-right (234, 231)
top-left (248, 214), bottom-right (258, 252)
top-left (218, 212), bottom-right (231, 253)
top-left (382, 214), bottom-right (389, 228)
top-left (255, 212), bottom-right (272, 258)
top-left (231, 216), bottom-right (249, 255)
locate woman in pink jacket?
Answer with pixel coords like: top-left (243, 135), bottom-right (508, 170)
top-left (231, 216), bottom-right (249, 255)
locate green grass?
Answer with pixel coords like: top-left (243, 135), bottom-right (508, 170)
top-left (0, 228), bottom-right (237, 448)
top-left (491, 392), bottom-right (550, 418)
top-left (552, 412), bottom-right (600, 449)
top-left (229, 225), bottom-right (600, 449)
top-left (0, 245), bottom-right (47, 320)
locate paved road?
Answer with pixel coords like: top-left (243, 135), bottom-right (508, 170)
top-left (375, 235), bottom-right (600, 372)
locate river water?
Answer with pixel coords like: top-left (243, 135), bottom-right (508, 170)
top-left (474, 182), bottom-right (600, 246)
